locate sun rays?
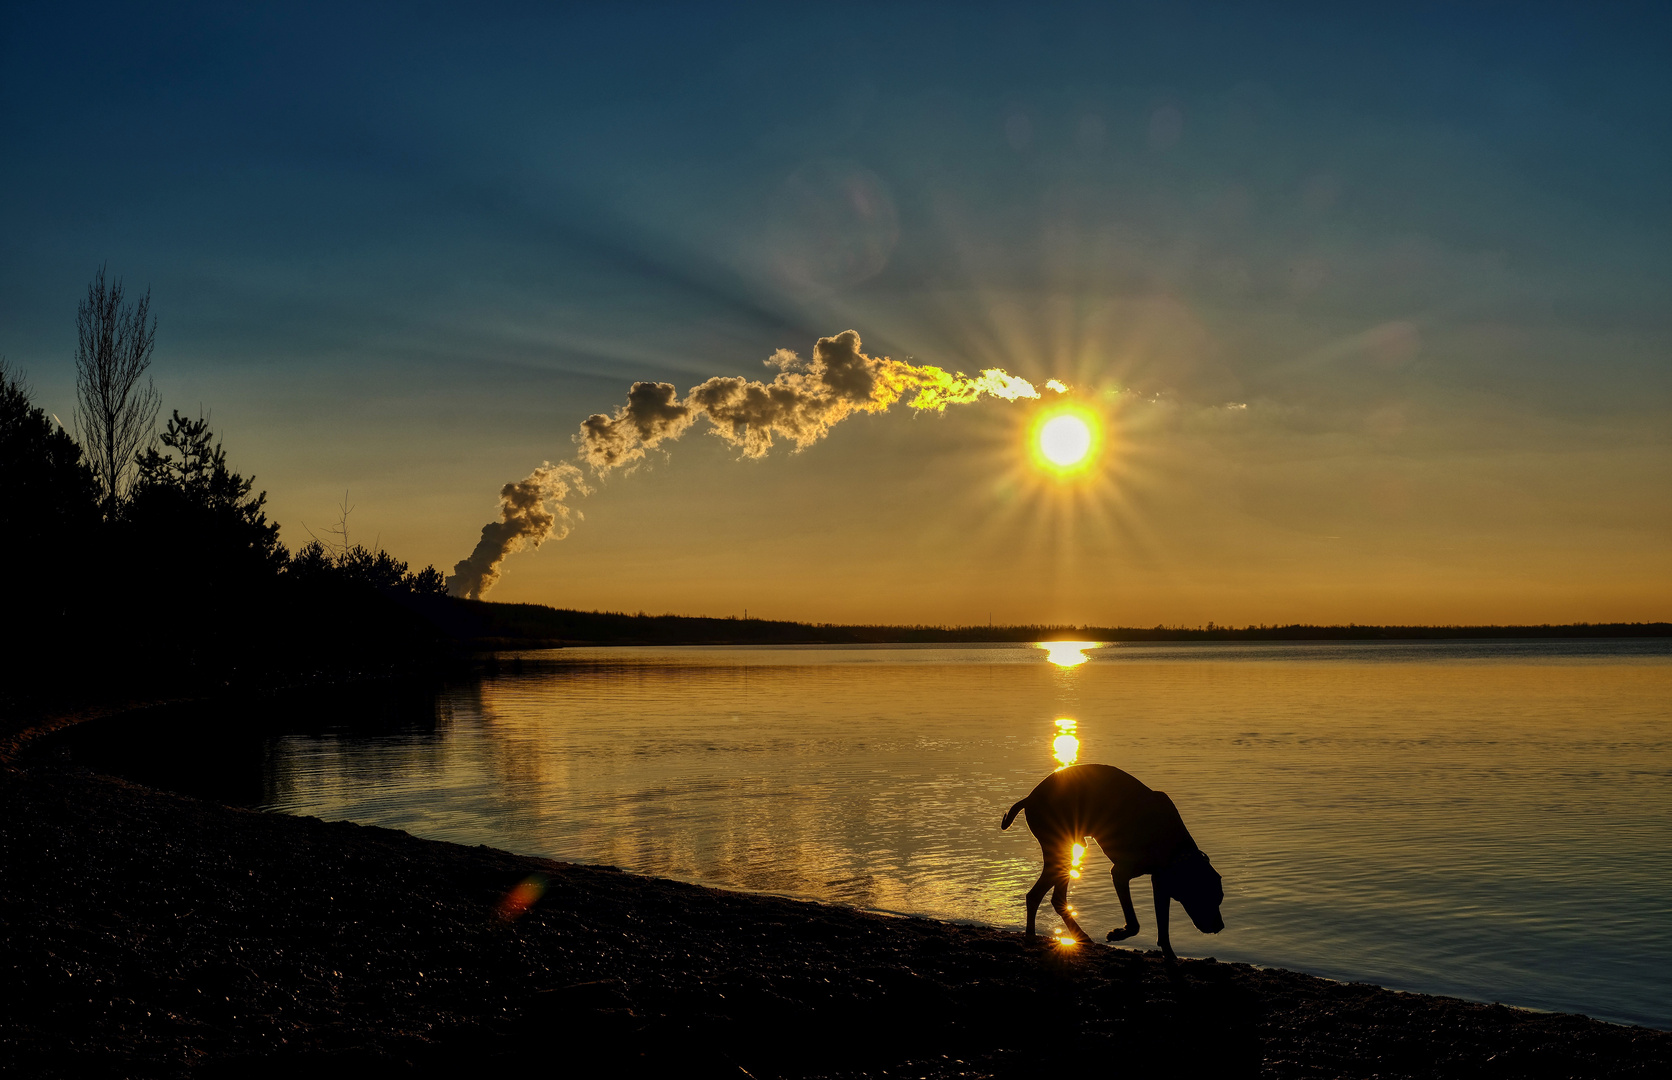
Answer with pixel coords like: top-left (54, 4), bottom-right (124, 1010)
top-left (972, 384), bottom-right (1154, 581)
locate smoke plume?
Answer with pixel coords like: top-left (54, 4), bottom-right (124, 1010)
top-left (446, 461), bottom-right (590, 599)
top-left (451, 330), bottom-right (1055, 598)
top-left (578, 329), bottom-right (1044, 470)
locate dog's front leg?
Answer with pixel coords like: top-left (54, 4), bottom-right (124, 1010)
top-left (1105, 872), bottom-right (1141, 942)
top-left (1152, 876), bottom-right (1176, 961)
top-left (1024, 871), bottom-right (1055, 937)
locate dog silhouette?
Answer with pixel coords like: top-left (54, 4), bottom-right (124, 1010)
top-left (1002, 763), bottom-right (1223, 959)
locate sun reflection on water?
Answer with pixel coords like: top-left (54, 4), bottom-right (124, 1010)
top-left (1040, 641), bottom-right (1098, 667)
top-left (1053, 718), bottom-right (1079, 770)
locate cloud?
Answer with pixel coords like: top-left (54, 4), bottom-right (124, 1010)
top-left (579, 329), bottom-right (1043, 469)
top-left (445, 461), bottom-right (591, 599)
top-left (575, 380), bottom-right (695, 471)
top-left (454, 330), bottom-right (1054, 599)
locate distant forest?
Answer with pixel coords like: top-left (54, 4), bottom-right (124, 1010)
top-left (4, 272), bottom-right (1665, 712)
top-left (414, 599), bottom-right (1671, 647)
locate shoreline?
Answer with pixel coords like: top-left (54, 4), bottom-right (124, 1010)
top-left (4, 706), bottom-right (1668, 1077)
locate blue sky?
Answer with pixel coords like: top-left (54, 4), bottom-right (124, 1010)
top-left (4, 3), bottom-right (1667, 622)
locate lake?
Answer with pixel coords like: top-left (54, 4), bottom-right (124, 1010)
top-left (79, 639), bottom-right (1672, 1028)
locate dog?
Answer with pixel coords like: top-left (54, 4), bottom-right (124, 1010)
top-left (1002, 763), bottom-right (1223, 959)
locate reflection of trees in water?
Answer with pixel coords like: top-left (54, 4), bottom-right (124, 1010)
top-left (65, 700), bottom-right (270, 809)
top-left (263, 683), bottom-right (453, 808)
top-left (227, 659), bottom-right (1069, 927)
top-left (58, 684), bottom-right (443, 810)
top-left (396, 659), bottom-right (1054, 923)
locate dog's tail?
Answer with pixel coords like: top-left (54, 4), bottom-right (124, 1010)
top-left (1000, 797), bottom-right (1028, 830)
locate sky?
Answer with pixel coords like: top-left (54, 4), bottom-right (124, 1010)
top-left (3, 3), bottom-right (1668, 625)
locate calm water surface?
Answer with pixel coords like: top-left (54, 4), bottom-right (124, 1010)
top-left (254, 640), bottom-right (1670, 1028)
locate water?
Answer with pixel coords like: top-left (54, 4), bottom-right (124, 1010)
top-left (94, 640), bottom-right (1672, 1028)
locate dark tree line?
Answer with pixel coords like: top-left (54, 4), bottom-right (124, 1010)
top-left (1, 358), bottom-right (102, 641)
top-left (1, 273), bottom-right (450, 707)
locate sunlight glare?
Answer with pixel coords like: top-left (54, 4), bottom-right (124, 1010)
top-left (1042, 641), bottom-right (1096, 667)
top-left (1052, 718), bottom-right (1080, 770)
top-left (1038, 413), bottom-right (1092, 467)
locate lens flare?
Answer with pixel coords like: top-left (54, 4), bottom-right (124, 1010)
top-left (498, 874), bottom-right (548, 920)
top-left (1070, 841), bottom-right (1086, 879)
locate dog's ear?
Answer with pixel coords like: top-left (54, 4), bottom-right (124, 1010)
top-left (1154, 848), bottom-right (1195, 891)
top-left (1164, 850), bottom-right (1221, 897)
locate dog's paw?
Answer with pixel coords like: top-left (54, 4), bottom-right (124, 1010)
top-left (1106, 927), bottom-right (1138, 941)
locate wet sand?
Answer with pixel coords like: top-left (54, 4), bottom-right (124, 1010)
top-left (2, 709), bottom-right (1667, 1078)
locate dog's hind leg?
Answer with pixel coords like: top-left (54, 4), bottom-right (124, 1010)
top-left (1050, 881), bottom-right (1091, 942)
top-left (1105, 871), bottom-right (1141, 942)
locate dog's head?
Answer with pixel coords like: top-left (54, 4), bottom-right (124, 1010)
top-left (1158, 849), bottom-right (1224, 934)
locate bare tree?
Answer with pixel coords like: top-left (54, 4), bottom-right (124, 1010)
top-left (75, 265), bottom-right (161, 515)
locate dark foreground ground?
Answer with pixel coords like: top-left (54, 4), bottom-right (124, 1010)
top-left (2, 713), bottom-right (1667, 1079)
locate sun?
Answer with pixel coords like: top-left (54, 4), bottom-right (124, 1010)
top-left (1039, 414), bottom-right (1092, 466)
top-left (1031, 408), bottom-right (1100, 474)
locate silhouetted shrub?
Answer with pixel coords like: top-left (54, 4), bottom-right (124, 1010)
top-left (287, 539), bottom-right (446, 596)
top-left (126, 411), bottom-right (287, 575)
